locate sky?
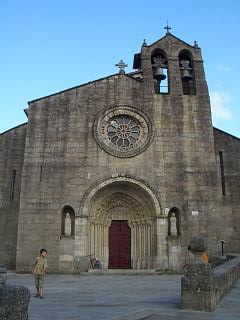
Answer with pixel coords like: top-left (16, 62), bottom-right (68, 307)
top-left (1, 0), bottom-right (240, 137)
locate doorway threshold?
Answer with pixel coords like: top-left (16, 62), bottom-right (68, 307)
top-left (81, 269), bottom-right (158, 276)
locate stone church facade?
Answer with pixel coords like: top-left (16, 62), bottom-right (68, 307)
top-left (1, 30), bottom-right (240, 272)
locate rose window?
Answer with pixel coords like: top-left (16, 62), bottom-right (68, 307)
top-left (107, 116), bottom-right (141, 148)
top-left (94, 106), bottom-right (153, 158)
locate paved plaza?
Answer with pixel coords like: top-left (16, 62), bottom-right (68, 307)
top-left (7, 272), bottom-right (240, 320)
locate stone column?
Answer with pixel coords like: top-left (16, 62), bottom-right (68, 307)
top-left (146, 220), bottom-right (153, 268)
top-left (128, 220), bottom-right (135, 268)
top-left (88, 219), bottom-right (110, 269)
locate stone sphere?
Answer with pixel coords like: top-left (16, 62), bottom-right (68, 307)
top-left (189, 236), bottom-right (208, 252)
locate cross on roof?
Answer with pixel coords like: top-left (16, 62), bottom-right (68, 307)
top-left (115, 60), bottom-right (128, 74)
top-left (164, 22), bottom-right (171, 34)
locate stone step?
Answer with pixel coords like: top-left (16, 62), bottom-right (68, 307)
top-left (81, 269), bottom-right (159, 276)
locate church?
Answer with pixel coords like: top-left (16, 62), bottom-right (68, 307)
top-left (0, 28), bottom-right (240, 272)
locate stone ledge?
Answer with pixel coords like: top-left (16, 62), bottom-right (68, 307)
top-left (181, 255), bottom-right (240, 311)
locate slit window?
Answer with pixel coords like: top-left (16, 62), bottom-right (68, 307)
top-left (219, 151), bottom-right (226, 195)
top-left (39, 166), bottom-right (43, 182)
top-left (10, 170), bottom-right (16, 200)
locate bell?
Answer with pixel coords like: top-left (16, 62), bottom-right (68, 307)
top-left (180, 60), bottom-right (192, 80)
top-left (181, 69), bottom-right (192, 80)
top-left (153, 67), bottom-right (166, 81)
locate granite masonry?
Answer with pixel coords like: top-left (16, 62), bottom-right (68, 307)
top-left (181, 237), bottom-right (240, 311)
top-left (0, 30), bottom-right (239, 272)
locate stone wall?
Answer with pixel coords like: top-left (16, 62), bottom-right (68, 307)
top-left (214, 255), bottom-right (240, 303)
top-left (0, 124), bottom-right (27, 268)
top-left (0, 33), bottom-right (236, 272)
top-left (181, 255), bottom-right (240, 311)
top-left (213, 128), bottom-right (240, 253)
top-left (14, 34), bottom-right (224, 272)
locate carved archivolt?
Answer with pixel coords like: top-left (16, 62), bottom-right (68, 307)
top-left (90, 192), bottom-right (154, 224)
top-left (88, 192), bottom-right (156, 267)
top-left (80, 176), bottom-right (162, 217)
top-left (86, 178), bottom-right (159, 268)
top-left (97, 193), bottom-right (142, 217)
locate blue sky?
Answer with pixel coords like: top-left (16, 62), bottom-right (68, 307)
top-left (1, 0), bottom-right (239, 137)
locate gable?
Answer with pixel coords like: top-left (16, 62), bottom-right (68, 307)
top-left (28, 73), bottom-right (141, 106)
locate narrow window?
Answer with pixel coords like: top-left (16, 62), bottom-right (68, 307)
top-left (39, 166), bottom-right (43, 182)
top-left (10, 170), bottom-right (16, 200)
top-left (219, 151), bottom-right (226, 195)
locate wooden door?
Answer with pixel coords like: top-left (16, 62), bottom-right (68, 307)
top-left (108, 220), bottom-right (131, 269)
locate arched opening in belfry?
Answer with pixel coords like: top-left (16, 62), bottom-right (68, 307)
top-left (151, 48), bottom-right (169, 94)
top-left (179, 49), bottom-right (196, 95)
top-left (87, 181), bottom-right (157, 269)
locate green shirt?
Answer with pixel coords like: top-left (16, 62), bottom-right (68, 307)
top-left (33, 256), bottom-right (48, 275)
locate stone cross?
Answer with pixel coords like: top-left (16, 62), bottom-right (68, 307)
top-left (115, 60), bottom-right (128, 74)
top-left (142, 39), bottom-right (147, 47)
top-left (164, 22), bottom-right (171, 34)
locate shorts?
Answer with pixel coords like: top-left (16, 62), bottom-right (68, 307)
top-left (34, 274), bottom-right (45, 288)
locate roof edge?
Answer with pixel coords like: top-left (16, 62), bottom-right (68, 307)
top-left (28, 73), bottom-right (141, 105)
top-left (149, 33), bottom-right (200, 49)
top-left (0, 122), bottom-right (28, 135)
top-left (213, 127), bottom-right (240, 141)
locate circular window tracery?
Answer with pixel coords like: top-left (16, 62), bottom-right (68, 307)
top-left (107, 115), bottom-right (141, 148)
top-left (94, 106), bottom-right (153, 158)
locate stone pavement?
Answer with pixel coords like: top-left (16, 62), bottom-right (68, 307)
top-left (7, 272), bottom-right (240, 320)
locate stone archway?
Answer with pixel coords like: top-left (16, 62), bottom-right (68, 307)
top-left (86, 180), bottom-right (158, 269)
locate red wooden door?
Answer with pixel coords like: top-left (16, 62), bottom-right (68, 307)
top-left (108, 220), bottom-right (131, 269)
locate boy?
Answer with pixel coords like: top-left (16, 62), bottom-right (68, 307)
top-left (32, 248), bottom-right (48, 299)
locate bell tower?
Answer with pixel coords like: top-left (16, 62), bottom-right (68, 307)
top-left (133, 26), bottom-right (208, 97)
top-left (133, 27), bottom-right (219, 251)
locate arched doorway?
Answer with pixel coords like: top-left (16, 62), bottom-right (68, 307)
top-left (87, 180), bottom-right (158, 269)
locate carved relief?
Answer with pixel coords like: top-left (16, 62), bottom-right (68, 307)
top-left (88, 191), bottom-right (156, 268)
top-left (168, 207), bottom-right (181, 237)
top-left (93, 192), bottom-right (145, 220)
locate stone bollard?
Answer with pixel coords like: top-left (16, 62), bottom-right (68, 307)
top-left (181, 237), bottom-right (217, 311)
top-left (0, 264), bottom-right (30, 320)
